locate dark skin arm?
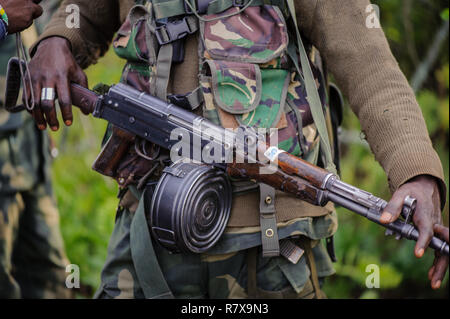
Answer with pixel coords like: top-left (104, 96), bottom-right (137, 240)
top-left (380, 174), bottom-right (448, 289)
top-left (25, 0), bottom-right (120, 128)
top-left (25, 36), bottom-right (89, 130)
top-left (0, 0), bottom-right (43, 34)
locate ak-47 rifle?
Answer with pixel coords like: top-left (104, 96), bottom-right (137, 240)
top-left (5, 57), bottom-right (448, 256)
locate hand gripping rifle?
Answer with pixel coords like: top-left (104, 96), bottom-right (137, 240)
top-left (5, 58), bottom-right (448, 256)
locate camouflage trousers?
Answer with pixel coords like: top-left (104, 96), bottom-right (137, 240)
top-left (94, 191), bottom-right (328, 299)
top-left (0, 117), bottom-right (71, 299)
top-left (0, 181), bottom-right (71, 299)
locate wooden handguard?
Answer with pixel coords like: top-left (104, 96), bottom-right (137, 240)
top-left (69, 83), bottom-right (98, 115)
top-left (226, 140), bottom-right (328, 206)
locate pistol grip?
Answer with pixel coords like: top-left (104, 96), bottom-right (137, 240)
top-left (92, 126), bottom-right (134, 177)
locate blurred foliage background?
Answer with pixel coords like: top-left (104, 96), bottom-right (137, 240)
top-left (46, 0), bottom-right (449, 298)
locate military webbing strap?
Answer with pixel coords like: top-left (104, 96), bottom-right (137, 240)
top-left (152, 0), bottom-right (264, 20)
top-left (154, 44), bottom-right (173, 101)
top-left (300, 238), bottom-right (324, 299)
top-left (153, 0), bottom-right (225, 19)
top-left (286, 0), bottom-right (337, 175)
top-left (185, 86), bottom-right (204, 109)
top-left (129, 186), bottom-right (174, 299)
top-left (259, 183), bottom-right (280, 257)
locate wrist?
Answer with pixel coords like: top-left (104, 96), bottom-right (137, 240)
top-left (34, 36), bottom-right (72, 55)
top-left (406, 174), bottom-right (442, 210)
top-left (0, 2), bottom-right (8, 27)
top-left (0, 16), bottom-right (7, 41)
top-left (0, 2), bottom-right (8, 40)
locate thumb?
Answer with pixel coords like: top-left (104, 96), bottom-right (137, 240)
top-left (381, 190), bottom-right (406, 224)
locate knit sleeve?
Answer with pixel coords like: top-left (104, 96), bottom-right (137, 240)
top-left (30, 0), bottom-right (121, 69)
top-left (296, 0), bottom-right (446, 206)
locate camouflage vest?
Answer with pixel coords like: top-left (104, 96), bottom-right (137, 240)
top-left (109, 0), bottom-right (340, 255)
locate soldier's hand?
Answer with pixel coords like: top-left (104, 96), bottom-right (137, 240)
top-left (0, 0), bottom-right (43, 34)
top-left (380, 174), bottom-right (448, 288)
top-left (428, 224), bottom-right (449, 289)
top-left (25, 36), bottom-right (88, 131)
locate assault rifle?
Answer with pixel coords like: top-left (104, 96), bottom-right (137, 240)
top-left (5, 58), bottom-right (448, 256)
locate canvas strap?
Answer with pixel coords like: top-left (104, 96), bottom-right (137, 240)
top-left (129, 186), bottom-right (174, 299)
top-left (153, 44), bottom-right (173, 100)
top-left (259, 183), bottom-right (280, 257)
top-left (299, 237), bottom-right (324, 299)
top-left (286, 0), bottom-right (337, 175)
top-left (153, 0), bottom-right (263, 20)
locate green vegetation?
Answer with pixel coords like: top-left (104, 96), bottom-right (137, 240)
top-left (323, 0), bottom-right (449, 299)
top-left (51, 51), bottom-right (123, 295)
top-left (49, 1), bottom-right (448, 298)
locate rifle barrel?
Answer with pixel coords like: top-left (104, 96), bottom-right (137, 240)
top-left (326, 191), bottom-right (449, 256)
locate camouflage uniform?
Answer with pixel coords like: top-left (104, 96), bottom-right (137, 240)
top-left (0, 1), bottom-right (71, 298)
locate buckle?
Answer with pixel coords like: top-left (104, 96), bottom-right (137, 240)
top-left (155, 17), bottom-right (195, 45)
top-left (168, 94), bottom-right (192, 110)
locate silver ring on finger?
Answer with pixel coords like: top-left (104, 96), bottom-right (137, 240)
top-left (41, 87), bottom-right (55, 101)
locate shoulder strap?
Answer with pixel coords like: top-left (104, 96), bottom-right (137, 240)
top-left (286, 0), bottom-right (337, 175)
top-left (130, 186), bottom-right (174, 299)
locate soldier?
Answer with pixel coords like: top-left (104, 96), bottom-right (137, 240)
top-left (0, 0), bottom-right (71, 298)
top-left (25, 0), bottom-right (448, 298)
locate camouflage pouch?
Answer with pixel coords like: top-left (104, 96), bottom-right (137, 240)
top-left (200, 6), bottom-right (288, 63)
top-left (113, 5), bottom-right (157, 93)
top-left (199, 5), bottom-right (326, 159)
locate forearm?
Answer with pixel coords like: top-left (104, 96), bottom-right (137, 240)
top-left (298, 0), bottom-right (446, 206)
top-left (30, 0), bottom-right (121, 69)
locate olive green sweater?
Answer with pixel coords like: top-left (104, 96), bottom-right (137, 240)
top-left (32, 0), bottom-right (446, 226)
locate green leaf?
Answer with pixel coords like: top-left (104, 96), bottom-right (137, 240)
top-left (440, 8), bottom-right (449, 21)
